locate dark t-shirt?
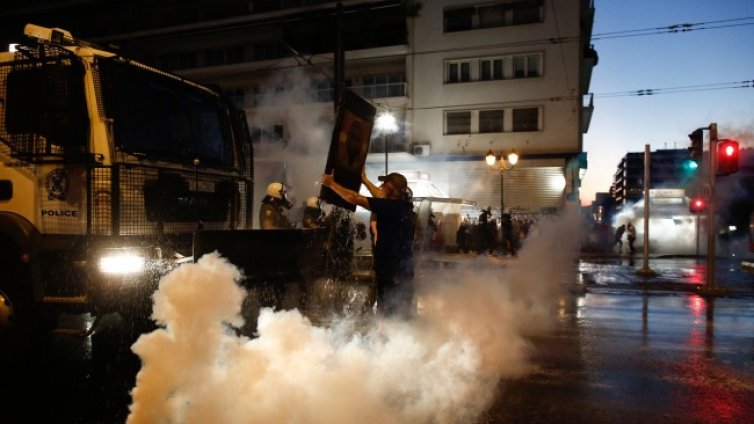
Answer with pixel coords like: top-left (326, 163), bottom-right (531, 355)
top-left (367, 197), bottom-right (414, 261)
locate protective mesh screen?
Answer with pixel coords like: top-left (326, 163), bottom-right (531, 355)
top-left (89, 164), bottom-right (249, 236)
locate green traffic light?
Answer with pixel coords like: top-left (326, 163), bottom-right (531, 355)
top-left (682, 159), bottom-right (698, 172)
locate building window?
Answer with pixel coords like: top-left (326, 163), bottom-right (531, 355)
top-left (157, 51), bottom-right (198, 70)
top-left (512, 108), bottom-right (539, 132)
top-left (446, 111), bottom-right (471, 134)
top-left (374, 75), bottom-right (389, 98)
top-left (250, 126), bottom-right (262, 143)
top-left (444, 7), bottom-right (474, 32)
top-left (249, 86), bottom-right (261, 107)
top-left (478, 5), bottom-right (506, 29)
top-left (444, 0), bottom-right (543, 33)
top-left (447, 61), bottom-right (471, 83)
top-left (224, 88), bottom-right (247, 109)
top-left (387, 74), bottom-right (406, 97)
top-left (250, 123), bottom-right (286, 143)
top-left (205, 49), bottom-right (224, 67)
top-left (444, 106), bottom-right (540, 134)
top-left (226, 45), bottom-right (245, 64)
top-left (513, 54), bottom-right (541, 78)
top-left (480, 58), bottom-right (504, 80)
top-left (203, 45), bottom-right (245, 67)
top-left (362, 74), bottom-right (406, 99)
top-left (479, 110), bottom-right (504, 133)
top-left (272, 124), bottom-right (284, 141)
top-left (253, 42), bottom-right (281, 61)
top-left (512, 0), bottom-right (542, 25)
top-left (313, 80), bottom-right (333, 102)
top-left (451, 53), bottom-right (540, 83)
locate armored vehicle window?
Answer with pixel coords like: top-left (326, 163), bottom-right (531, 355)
top-left (4, 62), bottom-right (89, 157)
top-left (99, 59), bottom-right (233, 167)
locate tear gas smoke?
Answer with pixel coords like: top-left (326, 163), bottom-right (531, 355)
top-left (125, 209), bottom-right (580, 424)
top-left (248, 68), bottom-right (334, 225)
top-left (613, 204), bottom-right (699, 255)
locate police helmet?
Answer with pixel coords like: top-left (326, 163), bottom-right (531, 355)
top-left (306, 196), bottom-right (320, 208)
top-left (266, 182), bottom-right (287, 199)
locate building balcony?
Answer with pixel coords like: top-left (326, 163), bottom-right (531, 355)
top-left (581, 0), bottom-right (595, 39)
top-left (349, 82), bottom-right (407, 102)
top-left (582, 93), bottom-right (593, 133)
top-left (311, 81), bottom-right (407, 104)
top-left (581, 45), bottom-right (598, 94)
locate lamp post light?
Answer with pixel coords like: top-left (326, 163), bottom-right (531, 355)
top-left (485, 149), bottom-right (518, 218)
top-left (375, 111), bottom-right (397, 175)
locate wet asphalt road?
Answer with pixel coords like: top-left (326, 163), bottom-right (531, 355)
top-left (3, 256), bottom-right (754, 423)
top-left (479, 256), bottom-right (754, 423)
top-left (481, 290), bottom-right (754, 423)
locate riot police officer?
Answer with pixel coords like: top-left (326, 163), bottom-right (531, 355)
top-left (302, 196), bottom-right (326, 229)
top-left (260, 182), bottom-right (294, 229)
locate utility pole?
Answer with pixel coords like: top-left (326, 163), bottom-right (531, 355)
top-left (707, 123), bottom-right (717, 290)
top-left (700, 123), bottom-right (725, 295)
top-left (637, 144), bottom-right (655, 276)
top-left (334, 0), bottom-right (344, 113)
top-left (697, 122), bottom-right (732, 296)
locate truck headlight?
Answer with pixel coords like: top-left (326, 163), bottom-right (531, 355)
top-left (99, 250), bottom-right (146, 275)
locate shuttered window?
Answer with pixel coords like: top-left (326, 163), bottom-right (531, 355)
top-left (446, 111), bottom-right (471, 134)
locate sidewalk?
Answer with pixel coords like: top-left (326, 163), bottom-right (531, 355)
top-left (423, 251), bottom-right (754, 298)
top-left (581, 254), bottom-right (754, 298)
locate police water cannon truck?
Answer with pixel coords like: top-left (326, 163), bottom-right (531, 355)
top-left (0, 24), bottom-right (327, 356)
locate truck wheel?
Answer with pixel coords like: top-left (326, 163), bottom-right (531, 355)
top-left (0, 241), bottom-right (36, 361)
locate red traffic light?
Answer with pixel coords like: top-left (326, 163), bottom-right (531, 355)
top-left (689, 197), bottom-right (707, 214)
top-left (716, 139), bottom-right (740, 176)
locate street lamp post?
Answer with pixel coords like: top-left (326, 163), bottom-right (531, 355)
top-left (375, 111), bottom-right (397, 176)
top-left (485, 149), bottom-right (518, 218)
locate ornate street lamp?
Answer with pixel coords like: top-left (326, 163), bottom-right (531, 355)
top-left (485, 149), bottom-right (518, 217)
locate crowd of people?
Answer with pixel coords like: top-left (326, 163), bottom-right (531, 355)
top-left (455, 209), bottom-right (535, 257)
top-left (258, 177), bottom-right (542, 317)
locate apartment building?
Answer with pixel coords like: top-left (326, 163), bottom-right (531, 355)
top-left (0, 0), bottom-right (597, 220)
top-left (405, 0), bottom-right (595, 216)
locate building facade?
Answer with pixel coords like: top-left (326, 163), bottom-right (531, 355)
top-left (0, 0), bottom-right (597, 222)
top-left (406, 0), bottom-right (595, 218)
top-left (611, 148), bottom-right (699, 211)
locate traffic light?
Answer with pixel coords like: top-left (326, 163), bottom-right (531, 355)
top-left (716, 139), bottom-right (740, 176)
top-left (689, 197), bottom-right (707, 214)
top-left (688, 129), bottom-right (703, 161)
top-left (681, 158), bottom-right (698, 174)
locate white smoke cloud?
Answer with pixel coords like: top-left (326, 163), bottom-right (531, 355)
top-left (244, 67), bottom-right (335, 226)
top-left (125, 183), bottom-right (580, 424)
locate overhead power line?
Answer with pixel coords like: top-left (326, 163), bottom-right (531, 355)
top-left (595, 80), bottom-right (754, 98)
top-left (592, 17), bottom-right (754, 40)
top-left (407, 79), bottom-right (754, 111)
top-left (404, 16), bottom-right (754, 57)
top-left (211, 14), bottom-right (754, 81)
